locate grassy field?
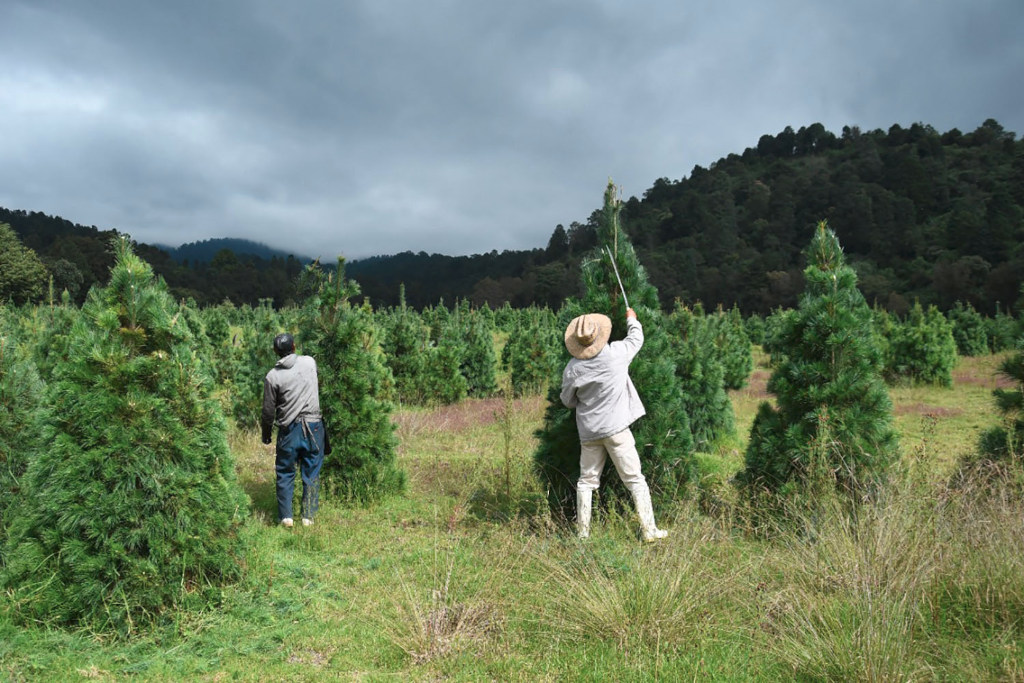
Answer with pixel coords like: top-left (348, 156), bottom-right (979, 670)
top-left (2, 352), bottom-right (1023, 681)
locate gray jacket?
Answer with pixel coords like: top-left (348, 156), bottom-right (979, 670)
top-left (560, 317), bottom-right (645, 442)
top-left (261, 354), bottom-right (322, 441)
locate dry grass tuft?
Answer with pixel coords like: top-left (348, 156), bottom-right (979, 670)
top-left (735, 369), bottom-right (771, 400)
top-left (532, 502), bottom-right (752, 655)
top-left (286, 648), bottom-right (330, 667)
top-left (75, 666), bottom-right (110, 679)
top-left (936, 471), bottom-right (1024, 634)
top-left (374, 535), bottom-right (515, 664)
top-left (395, 588), bottom-right (502, 665)
top-left (952, 352), bottom-right (1018, 389)
top-left (393, 396), bottom-right (545, 440)
top-left (760, 483), bottom-right (943, 681)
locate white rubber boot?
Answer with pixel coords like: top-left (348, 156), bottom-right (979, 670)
top-left (576, 489), bottom-right (593, 539)
top-left (632, 487), bottom-right (667, 541)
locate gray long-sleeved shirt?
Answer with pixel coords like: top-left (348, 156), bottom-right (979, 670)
top-left (261, 354), bottom-right (322, 441)
top-left (560, 317), bottom-right (645, 442)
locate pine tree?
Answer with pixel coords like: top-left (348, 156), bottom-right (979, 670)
top-left (667, 301), bottom-right (734, 450)
top-left (422, 318), bottom-right (468, 406)
top-left (494, 302), bottom-right (517, 333)
top-left (421, 300), bottom-right (451, 343)
top-left (947, 301), bottom-right (989, 356)
top-left (200, 303), bottom-right (232, 352)
top-left (0, 312), bottom-right (47, 547)
top-left (225, 299), bottom-right (284, 428)
top-left (534, 181), bottom-right (694, 518)
top-left (739, 222), bottom-right (899, 497)
top-left (761, 307), bottom-right (794, 365)
top-left (197, 301), bottom-right (234, 409)
top-left (301, 259), bottom-right (405, 503)
top-left (381, 286), bottom-right (433, 405)
top-left (0, 223), bottom-right (49, 305)
top-left (870, 306), bottom-right (896, 364)
top-left (971, 351), bottom-right (1024, 466)
top-left (743, 312), bottom-right (766, 346)
top-left (711, 303), bottom-right (754, 390)
top-left (1, 239), bottom-right (248, 633)
top-left (985, 305), bottom-right (1018, 352)
top-left (20, 296), bottom-right (80, 382)
top-left (475, 300), bottom-right (495, 329)
top-left (501, 307), bottom-right (560, 397)
top-left (381, 294), bottom-right (467, 407)
top-left (884, 302), bottom-right (958, 387)
top-left (454, 307), bottom-right (498, 398)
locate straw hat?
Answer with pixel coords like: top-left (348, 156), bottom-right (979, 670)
top-left (564, 313), bottom-right (612, 360)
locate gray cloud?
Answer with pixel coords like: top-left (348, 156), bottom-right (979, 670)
top-left (1, 0), bottom-right (1021, 259)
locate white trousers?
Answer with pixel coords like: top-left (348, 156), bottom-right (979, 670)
top-left (577, 428), bottom-right (649, 495)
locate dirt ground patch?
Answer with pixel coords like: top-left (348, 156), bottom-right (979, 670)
top-left (393, 397), bottom-right (506, 433)
top-left (952, 369), bottom-right (1016, 390)
top-left (733, 369), bottom-right (771, 399)
top-left (892, 403), bottom-right (964, 417)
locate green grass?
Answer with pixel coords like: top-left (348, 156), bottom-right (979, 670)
top-left (2, 352), bottom-right (1023, 680)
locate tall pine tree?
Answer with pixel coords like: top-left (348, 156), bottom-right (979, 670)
top-left (959, 350), bottom-right (1024, 476)
top-left (534, 181), bottom-right (694, 518)
top-left (458, 306), bottom-right (499, 398)
top-left (501, 307), bottom-right (561, 397)
top-left (0, 311), bottom-right (47, 549)
top-left (225, 299), bottom-right (284, 428)
top-left (884, 301), bottom-right (958, 387)
top-left (380, 285), bottom-right (462, 406)
top-left (0, 223), bottom-right (48, 305)
top-left (2, 239), bottom-right (248, 634)
top-left (667, 301), bottom-right (734, 451)
top-left (300, 259), bottom-right (405, 503)
top-left (947, 300), bottom-right (988, 356)
top-left (711, 304), bottom-right (754, 390)
top-left (739, 222), bottom-right (899, 497)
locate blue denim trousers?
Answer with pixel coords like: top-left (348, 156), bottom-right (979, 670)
top-left (275, 420), bottom-right (325, 521)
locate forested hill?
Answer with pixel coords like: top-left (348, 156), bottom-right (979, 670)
top-left (620, 119), bottom-right (1023, 315)
top-left (358, 119), bottom-right (1024, 315)
top-left (0, 208), bottom-right (307, 307)
top-left (3, 119), bottom-right (1022, 314)
top-left (155, 238), bottom-right (311, 264)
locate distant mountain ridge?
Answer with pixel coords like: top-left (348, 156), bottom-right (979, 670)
top-left (155, 237), bottom-right (311, 264)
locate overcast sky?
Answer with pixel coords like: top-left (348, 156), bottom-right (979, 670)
top-left (1, 1), bottom-right (1022, 260)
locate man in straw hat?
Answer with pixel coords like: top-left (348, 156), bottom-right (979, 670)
top-left (560, 308), bottom-right (667, 541)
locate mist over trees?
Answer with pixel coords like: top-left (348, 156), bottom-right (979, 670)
top-left (3, 119), bottom-right (1022, 314)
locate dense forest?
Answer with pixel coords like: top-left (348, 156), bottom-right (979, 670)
top-left (2, 119), bottom-right (1022, 314)
top-left (155, 237), bottom-right (311, 265)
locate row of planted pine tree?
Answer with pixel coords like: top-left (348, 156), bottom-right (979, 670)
top-left (2, 181), bottom-right (1023, 637)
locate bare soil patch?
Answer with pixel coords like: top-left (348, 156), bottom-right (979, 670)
top-left (953, 369), bottom-right (1015, 390)
top-left (394, 396), bottom-right (545, 435)
top-left (733, 369), bottom-right (771, 400)
top-left (393, 397), bottom-right (506, 433)
top-left (892, 403), bottom-right (964, 417)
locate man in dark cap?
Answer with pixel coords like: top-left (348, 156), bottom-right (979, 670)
top-left (261, 333), bottom-right (327, 528)
top-left (560, 308), bottom-right (667, 541)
